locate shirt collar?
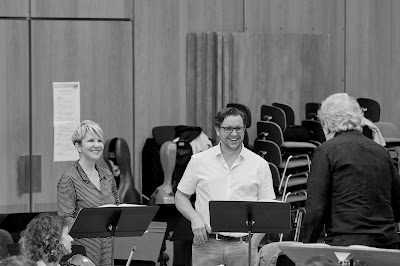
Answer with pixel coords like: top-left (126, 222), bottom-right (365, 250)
top-left (215, 142), bottom-right (248, 159)
top-left (74, 161), bottom-right (108, 183)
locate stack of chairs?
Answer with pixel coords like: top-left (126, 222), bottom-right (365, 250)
top-left (255, 103), bottom-right (319, 241)
top-left (254, 139), bottom-right (308, 241)
top-left (375, 121), bottom-right (400, 170)
top-left (259, 104), bottom-right (316, 156)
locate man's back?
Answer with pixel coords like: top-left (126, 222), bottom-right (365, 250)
top-left (301, 130), bottom-right (400, 247)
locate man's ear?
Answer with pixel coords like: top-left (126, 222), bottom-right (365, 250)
top-left (215, 127), bottom-right (220, 137)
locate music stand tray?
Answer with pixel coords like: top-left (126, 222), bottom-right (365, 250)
top-left (209, 201), bottom-right (291, 234)
top-left (280, 243), bottom-right (400, 266)
top-left (70, 206), bottom-right (159, 238)
top-left (209, 201), bottom-right (291, 266)
top-left (69, 206), bottom-right (159, 266)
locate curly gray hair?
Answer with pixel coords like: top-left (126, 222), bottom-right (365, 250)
top-left (318, 93), bottom-right (363, 134)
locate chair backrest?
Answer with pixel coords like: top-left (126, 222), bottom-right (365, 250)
top-left (375, 121), bottom-right (400, 138)
top-left (257, 121), bottom-right (284, 146)
top-left (268, 162), bottom-right (281, 194)
top-left (226, 103), bottom-right (252, 128)
top-left (272, 102), bottom-right (295, 126)
top-left (301, 120), bottom-right (326, 144)
top-left (261, 105), bottom-right (287, 131)
top-left (253, 139), bottom-right (282, 166)
top-left (305, 102), bottom-right (321, 120)
top-left (151, 126), bottom-right (177, 146)
top-left (357, 97), bottom-right (380, 122)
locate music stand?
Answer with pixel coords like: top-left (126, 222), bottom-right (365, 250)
top-left (209, 201), bottom-right (291, 266)
top-left (280, 243), bottom-right (400, 266)
top-left (69, 206), bottom-right (159, 266)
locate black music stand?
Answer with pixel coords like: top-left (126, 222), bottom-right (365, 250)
top-left (209, 201), bottom-right (291, 266)
top-left (69, 206), bottom-right (159, 266)
top-left (280, 243), bottom-right (400, 266)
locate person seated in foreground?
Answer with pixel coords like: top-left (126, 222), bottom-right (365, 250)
top-left (256, 93), bottom-right (400, 266)
top-left (19, 213), bottom-right (94, 266)
top-left (0, 255), bottom-right (36, 266)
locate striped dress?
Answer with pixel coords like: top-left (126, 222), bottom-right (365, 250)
top-left (57, 161), bottom-right (120, 266)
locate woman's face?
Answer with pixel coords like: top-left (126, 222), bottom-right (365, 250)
top-left (60, 226), bottom-right (73, 254)
top-left (76, 132), bottom-right (104, 162)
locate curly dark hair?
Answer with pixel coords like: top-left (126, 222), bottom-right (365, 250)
top-left (19, 213), bottom-right (68, 263)
top-left (214, 107), bottom-right (247, 128)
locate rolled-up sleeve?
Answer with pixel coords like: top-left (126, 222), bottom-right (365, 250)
top-left (258, 161), bottom-right (276, 201)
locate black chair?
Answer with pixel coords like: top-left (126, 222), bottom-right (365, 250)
top-left (272, 102), bottom-right (295, 127)
top-left (357, 97), bottom-right (380, 122)
top-left (301, 119), bottom-right (326, 145)
top-left (375, 121), bottom-right (400, 169)
top-left (227, 103), bottom-right (252, 148)
top-left (261, 105), bottom-right (287, 131)
top-left (256, 121), bottom-right (316, 156)
top-left (254, 140), bottom-right (308, 242)
top-left (305, 102), bottom-right (321, 120)
top-left (253, 139), bottom-right (309, 198)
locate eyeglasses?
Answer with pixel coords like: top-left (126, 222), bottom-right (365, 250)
top-left (220, 126), bottom-right (245, 133)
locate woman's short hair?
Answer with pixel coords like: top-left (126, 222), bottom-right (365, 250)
top-left (214, 107), bottom-right (247, 128)
top-left (318, 93), bottom-right (363, 134)
top-left (19, 213), bottom-right (68, 263)
top-left (71, 120), bottom-right (104, 145)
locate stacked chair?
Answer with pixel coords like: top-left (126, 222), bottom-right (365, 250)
top-left (254, 138), bottom-right (308, 242)
top-left (305, 102), bottom-right (321, 121)
top-left (301, 119), bottom-right (326, 145)
top-left (357, 97), bottom-right (380, 139)
top-left (255, 103), bottom-right (317, 241)
top-left (375, 121), bottom-right (400, 170)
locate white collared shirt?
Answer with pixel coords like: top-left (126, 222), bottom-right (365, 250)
top-left (177, 143), bottom-right (276, 237)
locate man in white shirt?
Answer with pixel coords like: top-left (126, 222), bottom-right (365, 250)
top-left (175, 107), bottom-right (276, 266)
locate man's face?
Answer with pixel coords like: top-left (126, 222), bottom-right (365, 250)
top-left (215, 115), bottom-right (245, 151)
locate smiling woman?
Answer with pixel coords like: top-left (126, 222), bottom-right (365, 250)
top-left (57, 120), bottom-right (120, 266)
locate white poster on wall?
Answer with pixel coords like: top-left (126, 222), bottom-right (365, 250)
top-left (53, 82), bottom-right (80, 162)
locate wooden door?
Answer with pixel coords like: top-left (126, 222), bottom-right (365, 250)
top-left (0, 20), bottom-right (30, 213)
top-left (31, 20), bottom-right (133, 211)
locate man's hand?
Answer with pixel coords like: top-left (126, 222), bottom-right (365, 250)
top-left (191, 214), bottom-right (211, 245)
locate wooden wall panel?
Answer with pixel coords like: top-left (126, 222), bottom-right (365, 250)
top-left (31, 21), bottom-right (133, 211)
top-left (31, 0), bottom-right (133, 19)
top-left (188, 33), bottom-right (330, 144)
top-left (346, 0), bottom-right (400, 128)
top-left (0, 21), bottom-right (30, 213)
top-left (187, 32), bottom-right (225, 139)
top-left (0, 0), bottom-right (28, 17)
top-left (188, 0), bottom-right (244, 32)
top-left (134, 0), bottom-right (188, 194)
top-left (232, 33), bottom-right (330, 141)
top-left (244, 0), bottom-right (344, 103)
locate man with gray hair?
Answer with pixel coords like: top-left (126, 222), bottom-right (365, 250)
top-left (300, 93), bottom-right (400, 248)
